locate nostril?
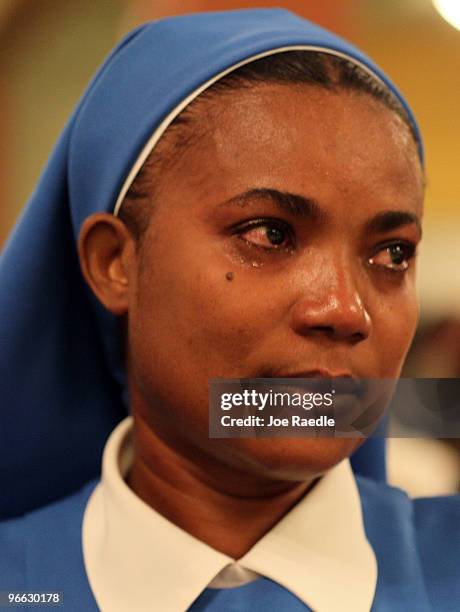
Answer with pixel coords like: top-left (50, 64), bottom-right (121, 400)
top-left (293, 320), bottom-right (370, 342)
top-left (311, 326), bottom-right (335, 334)
top-left (351, 331), bottom-right (366, 343)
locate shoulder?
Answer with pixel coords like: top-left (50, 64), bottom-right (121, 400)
top-left (355, 474), bottom-right (413, 530)
top-left (413, 490), bottom-right (460, 528)
top-left (356, 474), bottom-right (460, 556)
top-left (356, 475), bottom-right (460, 611)
top-left (357, 476), bottom-right (460, 554)
top-left (0, 480), bottom-right (98, 589)
top-left (413, 493), bottom-right (460, 610)
top-left (355, 476), bottom-right (418, 573)
top-left (356, 477), bottom-right (460, 556)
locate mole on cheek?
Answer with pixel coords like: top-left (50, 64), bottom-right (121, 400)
top-left (225, 271), bottom-right (234, 281)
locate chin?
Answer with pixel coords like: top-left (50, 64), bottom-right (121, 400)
top-left (223, 437), bottom-right (362, 481)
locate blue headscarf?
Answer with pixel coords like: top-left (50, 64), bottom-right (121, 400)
top-left (0, 9), bottom-right (423, 519)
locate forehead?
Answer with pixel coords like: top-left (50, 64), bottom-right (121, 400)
top-left (154, 83), bottom-right (424, 217)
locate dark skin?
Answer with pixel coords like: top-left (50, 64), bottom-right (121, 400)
top-left (78, 83), bottom-right (424, 559)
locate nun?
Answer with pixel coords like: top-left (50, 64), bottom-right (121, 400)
top-left (0, 8), bottom-right (458, 612)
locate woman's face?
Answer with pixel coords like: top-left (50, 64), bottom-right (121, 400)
top-left (126, 83), bottom-right (424, 479)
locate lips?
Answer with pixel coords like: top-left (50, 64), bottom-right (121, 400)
top-left (260, 369), bottom-right (365, 397)
top-left (261, 371), bottom-right (390, 433)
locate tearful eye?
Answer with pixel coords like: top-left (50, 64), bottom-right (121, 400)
top-left (265, 227), bottom-right (286, 245)
top-left (236, 219), bottom-right (294, 251)
top-left (368, 242), bottom-right (416, 272)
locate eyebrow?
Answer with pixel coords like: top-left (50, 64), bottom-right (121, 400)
top-left (219, 188), bottom-right (422, 236)
top-left (218, 188), bottom-right (325, 220)
top-left (364, 210), bottom-right (422, 237)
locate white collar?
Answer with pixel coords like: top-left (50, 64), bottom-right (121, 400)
top-left (83, 417), bottom-right (377, 612)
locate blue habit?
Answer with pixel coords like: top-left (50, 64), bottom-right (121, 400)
top-left (0, 8), bottom-right (421, 520)
top-left (1, 476), bottom-right (459, 611)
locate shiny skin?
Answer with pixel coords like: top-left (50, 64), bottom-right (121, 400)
top-left (123, 84), bottom-right (424, 483)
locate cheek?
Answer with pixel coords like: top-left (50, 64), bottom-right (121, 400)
top-left (371, 281), bottom-right (419, 377)
top-left (127, 239), bottom-right (294, 453)
top-left (128, 231), bottom-right (280, 404)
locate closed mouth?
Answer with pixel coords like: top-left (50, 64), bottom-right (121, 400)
top-left (258, 369), bottom-right (365, 397)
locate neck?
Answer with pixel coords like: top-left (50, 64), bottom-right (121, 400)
top-left (127, 413), bottom-right (315, 559)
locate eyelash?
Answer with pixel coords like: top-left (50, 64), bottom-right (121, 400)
top-left (232, 217), bottom-right (295, 252)
top-left (367, 240), bottom-right (417, 274)
top-left (232, 218), bottom-right (417, 272)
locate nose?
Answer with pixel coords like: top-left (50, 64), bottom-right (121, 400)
top-left (289, 258), bottom-right (372, 343)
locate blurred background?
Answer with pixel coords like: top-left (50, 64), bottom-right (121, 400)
top-left (1, 0), bottom-right (459, 495)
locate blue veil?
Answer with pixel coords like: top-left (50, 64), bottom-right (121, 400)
top-left (0, 9), bottom-right (423, 519)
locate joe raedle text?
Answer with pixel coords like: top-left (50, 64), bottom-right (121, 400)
top-left (220, 414), bottom-right (335, 428)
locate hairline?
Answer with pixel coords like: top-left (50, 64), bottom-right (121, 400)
top-left (114, 46), bottom-right (421, 218)
top-left (117, 51), bottom-right (423, 243)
